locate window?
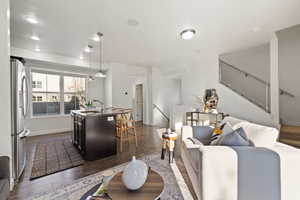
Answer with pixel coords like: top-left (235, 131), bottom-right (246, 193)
top-left (31, 72), bottom-right (60, 116)
top-left (31, 71), bottom-right (86, 117)
top-left (32, 81), bottom-right (42, 89)
top-left (64, 76), bottom-right (86, 114)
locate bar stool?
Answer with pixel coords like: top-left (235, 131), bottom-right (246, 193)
top-left (115, 111), bottom-right (138, 152)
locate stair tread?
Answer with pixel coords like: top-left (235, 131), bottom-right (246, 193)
top-left (281, 125), bottom-right (300, 134)
top-left (279, 139), bottom-right (300, 147)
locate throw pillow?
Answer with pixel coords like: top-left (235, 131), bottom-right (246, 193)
top-left (210, 122), bottom-right (234, 145)
top-left (232, 121), bottom-right (278, 148)
top-left (218, 127), bottom-right (253, 146)
top-left (192, 126), bottom-right (214, 145)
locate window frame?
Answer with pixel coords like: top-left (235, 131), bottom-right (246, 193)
top-left (30, 68), bottom-right (88, 118)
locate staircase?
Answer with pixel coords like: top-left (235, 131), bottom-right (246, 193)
top-left (219, 59), bottom-right (294, 113)
top-left (219, 59), bottom-right (299, 148)
top-left (279, 125), bottom-right (300, 148)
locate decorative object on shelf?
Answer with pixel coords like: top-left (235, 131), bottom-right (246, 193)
top-left (161, 129), bottom-right (178, 163)
top-left (122, 156), bottom-right (148, 190)
top-left (85, 170), bottom-right (114, 200)
top-left (203, 89), bottom-right (219, 113)
top-left (185, 111), bottom-right (225, 127)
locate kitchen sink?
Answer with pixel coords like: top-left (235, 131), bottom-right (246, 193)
top-left (79, 110), bottom-right (101, 114)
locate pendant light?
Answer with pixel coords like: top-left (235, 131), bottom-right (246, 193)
top-left (94, 32), bottom-right (106, 78)
top-left (87, 44), bottom-right (95, 81)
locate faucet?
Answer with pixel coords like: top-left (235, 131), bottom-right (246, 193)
top-left (92, 99), bottom-right (105, 112)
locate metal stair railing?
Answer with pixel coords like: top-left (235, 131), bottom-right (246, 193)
top-left (153, 104), bottom-right (170, 128)
top-left (219, 59), bottom-right (294, 113)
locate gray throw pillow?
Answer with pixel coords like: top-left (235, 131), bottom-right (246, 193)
top-left (192, 126), bottom-right (214, 145)
top-left (218, 128), bottom-right (253, 146)
top-left (210, 122), bottom-right (234, 145)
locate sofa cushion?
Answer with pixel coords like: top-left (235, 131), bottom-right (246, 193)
top-left (218, 128), bottom-right (253, 146)
top-left (192, 126), bottom-right (214, 145)
top-left (233, 121), bottom-right (278, 147)
top-left (220, 116), bottom-right (246, 127)
top-left (0, 179), bottom-right (9, 200)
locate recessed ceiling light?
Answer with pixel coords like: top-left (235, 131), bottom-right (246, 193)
top-left (35, 47), bottom-right (40, 52)
top-left (25, 16), bottom-right (38, 24)
top-left (31, 35), bottom-right (40, 41)
top-left (84, 45), bottom-right (93, 53)
top-left (180, 29), bottom-right (196, 40)
top-left (127, 19), bottom-right (139, 27)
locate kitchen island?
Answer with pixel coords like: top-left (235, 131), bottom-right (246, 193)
top-left (71, 108), bottom-right (128, 161)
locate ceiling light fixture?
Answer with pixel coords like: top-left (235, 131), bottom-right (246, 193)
top-left (25, 16), bottom-right (38, 24)
top-left (31, 35), bottom-right (40, 41)
top-left (127, 19), bottom-right (139, 27)
top-left (92, 34), bottom-right (100, 42)
top-left (84, 45), bottom-right (92, 53)
top-left (35, 47), bottom-right (40, 52)
top-left (94, 32), bottom-right (106, 78)
top-left (86, 45), bottom-right (95, 81)
top-left (180, 29), bottom-right (196, 40)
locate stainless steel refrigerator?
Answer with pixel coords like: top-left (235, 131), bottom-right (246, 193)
top-left (10, 56), bottom-right (30, 183)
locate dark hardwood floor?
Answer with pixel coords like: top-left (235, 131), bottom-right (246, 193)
top-left (9, 124), bottom-right (197, 200)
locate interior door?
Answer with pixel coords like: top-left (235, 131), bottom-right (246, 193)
top-left (135, 84), bottom-right (143, 122)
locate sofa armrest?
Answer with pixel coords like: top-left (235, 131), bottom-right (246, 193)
top-left (183, 137), bottom-right (205, 149)
top-left (181, 126), bottom-right (193, 141)
top-left (0, 156), bottom-right (10, 179)
top-left (182, 140), bottom-right (238, 200)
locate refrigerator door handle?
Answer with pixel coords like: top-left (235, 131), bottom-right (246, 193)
top-left (21, 76), bottom-right (29, 117)
top-left (19, 129), bottom-right (30, 139)
top-left (24, 77), bottom-right (29, 117)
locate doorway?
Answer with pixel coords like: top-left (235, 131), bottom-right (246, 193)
top-left (135, 84), bottom-right (143, 122)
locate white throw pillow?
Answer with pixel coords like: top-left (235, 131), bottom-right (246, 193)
top-left (232, 121), bottom-right (278, 148)
top-left (220, 116), bottom-right (246, 127)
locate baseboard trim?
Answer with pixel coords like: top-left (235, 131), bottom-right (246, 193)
top-left (29, 128), bottom-right (71, 136)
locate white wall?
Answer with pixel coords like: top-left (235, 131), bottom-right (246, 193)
top-left (181, 56), bottom-right (275, 127)
top-left (0, 0), bottom-right (12, 184)
top-left (104, 67), bottom-right (112, 107)
top-left (152, 67), bottom-right (182, 127)
top-left (111, 63), bottom-right (136, 108)
top-left (87, 78), bottom-right (105, 103)
top-left (277, 24), bottom-right (300, 125)
top-left (220, 43), bottom-right (270, 82)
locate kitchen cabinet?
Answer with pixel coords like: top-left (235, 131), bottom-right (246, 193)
top-left (71, 110), bottom-right (118, 161)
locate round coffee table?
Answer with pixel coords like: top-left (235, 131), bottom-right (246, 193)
top-left (80, 169), bottom-right (164, 200)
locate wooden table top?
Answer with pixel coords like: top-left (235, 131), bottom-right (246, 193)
top-left (108, 169), bottom-right (164, 200)
top-left (80, 169), bottom-right (164, 200)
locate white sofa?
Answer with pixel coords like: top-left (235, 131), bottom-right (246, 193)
top-left (181, 116), bottom-right (300, 200)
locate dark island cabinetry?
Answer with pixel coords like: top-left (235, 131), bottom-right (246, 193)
top-left (72, 114), bottom-right (86, 153)
top-left (71, 110), bottom-right (117, 161)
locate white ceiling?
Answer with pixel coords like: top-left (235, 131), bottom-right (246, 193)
top-left (11, 0), bottom-right (300, 68)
